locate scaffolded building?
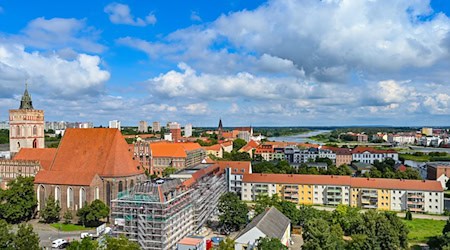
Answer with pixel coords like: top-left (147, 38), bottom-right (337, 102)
top-left (111, 163), bottom-right (226, 250)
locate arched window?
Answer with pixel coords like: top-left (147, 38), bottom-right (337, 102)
top-left (106, 182), bottom-right (111, 206)
top-left (79, 188), bottom-right (86, 208)
top-left (17, 142), bottom-right (20, 149)
top-left (130, 180), bottom-right (134, 189)
top-left (55, 186), bottom-right (61, 207)
top-left (21, 126), bottom-right (25, 136)
top-left (118, 181), bottom-right (123, 193)
top-left (16, 126), bottom-right (20, 136)
top-left (67, 187), bottom-right (74, 209)
top-left (95, 187), bottom-right (100, 200)
top-left (37, 185), bottom-right (46, 211)
top-left (33, 139), bottom-right (37, 148)
top-left (33, 126), bottom-right (37, 136)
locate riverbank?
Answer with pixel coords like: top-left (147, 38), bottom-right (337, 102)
top-left (269, 130), bottom-right (331, 144)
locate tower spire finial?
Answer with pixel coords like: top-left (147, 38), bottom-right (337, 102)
top-left (19, 82), bottom-right (34, 110)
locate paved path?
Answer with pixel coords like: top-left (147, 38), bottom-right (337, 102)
top-left (289, 234), bottom-right (303, 250)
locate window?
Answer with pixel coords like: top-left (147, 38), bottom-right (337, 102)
top-left (67, 187), bottom-right (74, 209)
top-left (55, 186), bottom-right (61, 207)
top-left (79, 188), bottom-right (86, 208)
top-left (95, 187), bottom-right (100, 200)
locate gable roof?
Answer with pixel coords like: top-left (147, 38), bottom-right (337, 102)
top-left (236, 207), bottom-right (290, 240)
top-left (352, 146), bottom-right (397, 154)
top-left (14, 148), bottom-right (57, 170)
top-left (240, 140), bottom-right (259, 152)
top-left (217, 161), bottom-right (251, 174)
top-left (35, 128), bottom-right (142, 185)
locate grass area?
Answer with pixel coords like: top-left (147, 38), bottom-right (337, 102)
top-left (399, 154), bottom-right (430, 162)
top-left (50, 223), bottom-right (94, 232)
top-left (402, 218), bottom-right (445, 243)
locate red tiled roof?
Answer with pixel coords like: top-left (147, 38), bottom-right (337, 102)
top-left (242, 173), bottom-right (443, 191)
top-left (352, 146), bottom-right (397, 154)
top-left (240, 140), bottom-right (259, 152)
top-left (150, 142), bottom-right (202, 158)
top-left (203, 144), bottom-right (222, 151)
top-left (220, 141), bottom-right (233, 147)
top-left (222, 132), bottom-right (234, 138)
top-left (183, 163), bottom-right (220, 187)
top-left (217, 161), bottom-right (252, 174)
top-left (14, 148), bottom-right (57, 170)
top-left (35, 128), bottom-right (142, 185)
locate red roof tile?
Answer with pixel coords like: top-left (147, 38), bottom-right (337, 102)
top-left (352, 146), bottom-right (397, 154)
top-left (14, 148), bottom-right (57, 170)
top-left (35, 128), bottom-right (142, 185)
top-left (242, 173), bottom-right (443, 191)
top-left (151, 142), bottom-right (202, 158)
top-left (217, 161), bottom-right (252, 174)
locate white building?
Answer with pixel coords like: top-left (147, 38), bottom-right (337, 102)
top-left (152, 121), bottom-right (161, 132)
top-left (234, 207), bottom-right (291, 250)
top-left (217, 161), bottom-right (252, 195)
top-left (184, 123), bottom-right (192, 137)
top-left (138, 120), bottom-right (148, 133)
top-left (108, 120), bottom-right (121, 130)
top-left (351, 147), bottom-right (398, 164)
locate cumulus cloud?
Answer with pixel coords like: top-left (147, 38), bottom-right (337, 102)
top-left (104, 3), bottom-right (156, 26)
top-left (183, 103), bottom-right (209, 115)
top-left (0, 43), bottom-right (110, 97)
top-left (11, 17), bottom-right (106, 53)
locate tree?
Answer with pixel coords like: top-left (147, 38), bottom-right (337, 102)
top-left (405, 210), bottom-right (412, 220)
top-left (41, 195), bottom-right (61, 223)
top-left (218, 193), bottom-right (248, 232)
top-left (105, 235), bottom-right (140, 250)
top-left (444, 218), bottom-right (450, 235)
top-left (254, 194), bottom-right (281, 215)
top-left (0, 176), bottom-right (37, 223)
top-left (67, 237), bottom-right (99, 250)
top-left (163, 167), bottom-right (178, 177)
top-left (256, 237), bottom-right (288, 250)
top-left (0, 219), bottom-right (14, 250)
top-left (233, 138), bottom-right (247, 151)
top-left (13, 224), bottom-right (40, 250)
top-left (64, 210), bottom-right (73, 224)
top-left (216, 238), bottom-right (235, 250)
top-left (77, 199), bottom-right (109, 227)
top-left (302, 218), bottom-right (344, 250)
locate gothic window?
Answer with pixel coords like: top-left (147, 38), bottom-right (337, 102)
top-left (118, 181), bottom-right (123, 193)
top-left (95, 187), bottom-right (100, 200)
top-left (79, 188), bottom-right (86, 208)
top-left (33, 139), bottom-right (37, 148)
top-left (38, 185), bottom-right (46, 211)
top-left (67, 187), bottom-right (74, 209)
top-left (33, 126), bottom-right (37, 136)
top-left (16, 126), bottom-right (20, 136)
top-left (55, 186), bottom-right (61, 207)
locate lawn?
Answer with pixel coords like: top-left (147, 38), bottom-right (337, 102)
top-left (399, 154), bottom-right (430, 162)
top-left (402, 219), bottom-right (446, 243)
top-left (50, 223), bottom-right (94, 232)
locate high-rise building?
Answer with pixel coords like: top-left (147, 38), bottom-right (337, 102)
top-left (152, 121), bottom-right (161, 132)
top-left (138, 121), bottom-right (148, 133)
top-left (168, 122), bottom-right (181, 142)
top-left (184, 123), bottom-right (192, 137)
top-left (9, 84), bottom-right (45, 154)
top-left (109, 120), bottom-right (121, 130)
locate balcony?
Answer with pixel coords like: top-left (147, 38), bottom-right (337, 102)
top-left (327, 189), bottom-right (341, 193)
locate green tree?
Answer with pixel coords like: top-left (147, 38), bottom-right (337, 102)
top-left (254, 194), bottom-right (281, 215)
top-left (41, 195), bottom-right (61, 223)
top-left (233, 138), bottom-right (247, 151)
top-left (0, 176), bottom-right (37, 223)
top-left (218, 193), bottom-right (248, 232)
top-left (0, 219), bottom-right (14, 250)
top-left (256, 237), bottom-right (288, 250)
top-left (405, 210), bottom-right (412, 220)
top-left (13, 224), bottom-right (40, 250)
top-left (443, 217), bottom-right (450, 235)
top-left (64, 210), bottom-right (73, 224)
top-left (105, 235), bottom-right (140, 250)
top-left (163, 167), bottom-right (178, 177)
top-left (77, 200), bottom-right (109, 227)
top-left (302, 218), bottom-right (344, 250)
top-left (216, 238), bottom-right (235, 250)
top-left (67, 237), bottom-right (99, 250)
top-left (346, 234), bottom-right (368, 250)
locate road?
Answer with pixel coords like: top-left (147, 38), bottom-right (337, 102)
top-left (14, 220), bottom-right (96, 249)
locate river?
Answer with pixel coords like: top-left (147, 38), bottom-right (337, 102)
top-left (269, 130), bottom-right (331, 144)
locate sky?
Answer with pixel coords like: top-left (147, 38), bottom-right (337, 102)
top-left (0, 0), bottom-right (450, 127)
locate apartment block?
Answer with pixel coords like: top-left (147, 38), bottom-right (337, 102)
top-left (217, 161), bottom-right (252, 195)
top-left (241, 173), bottom-right (443, 213)
top-left (351, 146), bottom-right (399, 164)
top-left (111, 163), bottom-right (226, 250)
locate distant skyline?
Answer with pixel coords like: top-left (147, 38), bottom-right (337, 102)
top-left (0, 0), bottom-right (450, 127)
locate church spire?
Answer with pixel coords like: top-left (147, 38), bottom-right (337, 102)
top-left (19, 82), bottom-right (34, 110)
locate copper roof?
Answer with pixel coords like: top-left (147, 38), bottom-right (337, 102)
top-left (242, 173), bottom-right (443, 191)
top-left (34, 128), bottom-right (142, 185)
top-left (14, 148), bottom-right (57, 170)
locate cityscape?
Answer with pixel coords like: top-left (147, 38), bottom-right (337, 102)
top-left (1, 1), bottom-right (450, 250)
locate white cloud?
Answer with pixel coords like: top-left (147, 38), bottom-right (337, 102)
top-left (424, 93), bottom-right (450, 114)
top-left (190, 11), bottom-right (202, 22)
top-left (104, 3), bottom-right (156, 26)
top-left (183, 103), bottom-right (209, 115)
top-left (14, 17), bottom-right (105, 53)
top-left (0, 43), bottom-right (110, 97)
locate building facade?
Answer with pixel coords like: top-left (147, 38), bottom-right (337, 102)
top-left (184, 124), bottom-right (192, 138)
top-left (138, 121), bottom-right (148, 133)
top-left (217, 161), bottom-right (252, 195)
top-left (352, 147), bottom-right (399, 164)
top-left (241, 173), bottom-right (443, 213)
top-left (109, 120), bottom-right (121, 130)
top-left (152, 121), bottom-right (161, 132)
top-left (111, 164), bottom-right (226, 250)
top-left (9, 86), bottom-right (45, 154)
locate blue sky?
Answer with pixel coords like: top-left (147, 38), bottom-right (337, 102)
top-left (0, 0), bottom-right (449, 127)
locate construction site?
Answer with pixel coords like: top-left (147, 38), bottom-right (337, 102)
top-left (111, 163), bottom-right (227, 250)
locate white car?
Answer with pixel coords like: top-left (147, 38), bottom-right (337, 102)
top-left (51, 239), bottom-right (67, 248)
top-left (80, 232), bottom-right (93, 239)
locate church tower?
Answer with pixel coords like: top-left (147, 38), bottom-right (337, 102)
top-left (9, 84), bottom-right (45, 154)
top-left (218, 118), bottom-right (223, 138)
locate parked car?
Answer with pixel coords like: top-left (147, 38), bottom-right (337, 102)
top-left (51, 239), bottom-right (67, 249)
top-left (58, 241), bottom-right (70, 249)
top-left (80, 232), bottom-right (93, 239)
